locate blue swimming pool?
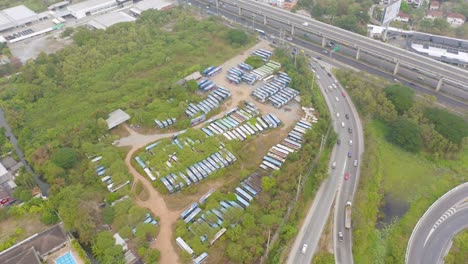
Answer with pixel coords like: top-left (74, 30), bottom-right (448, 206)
top-left (55, 252), bottom-right (77, 264)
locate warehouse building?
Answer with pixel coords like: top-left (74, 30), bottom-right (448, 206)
top-left (87, 11), bottom-right (135, 29)
top-left (106, 109), bottom-right (131, 130)
top-left (129, 0), bottom-right (174, 16)
top-left (0, 5), bottom-right (42, 32)
top-left (67, 0), bottom-right (120, 19)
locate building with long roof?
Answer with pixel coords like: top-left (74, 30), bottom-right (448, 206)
top-left (0, 5), bottom-right (41, 32)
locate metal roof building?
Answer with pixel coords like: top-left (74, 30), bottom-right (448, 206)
top-left (88, 11), bottom-right (135, 29)
top-left (67, 0), bottom-right (119, 19)
top-left (129, 0), bottom-right (174, 16)
top-left (106, 109), bottom-right (131, 130)
top-left (0, 5), bottom-right (40, 32)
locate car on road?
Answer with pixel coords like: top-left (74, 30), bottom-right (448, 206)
top-left (327, 72), bottom-right (332, 77)
top-left (341, 122), bottom-right (345, 128)
top-left (317, 56), bottom-right (322, 60)
top-left (302, 244), bottom-right (308, 253)
top-left (344, 172), bottom-right (350, 181)
top-left (418, 76), bottom-right (425, 81)
top-left (353, 160), bottom-right (358, 167)
top-left (332, 83), bottom-right (337, 89)
top-left (323, 50), bottom-right (328, 54)
top-left (348, 152), bottom-right (352, 158)
top-left (302, 22), bottom-right (309, 26)
top-left (328, 85), bottom-right (332, 90)
top-left (334, 79), bottom-right (338, 84)
top-left (393, 78), bottom-right (400, 83)
top-left (349, 140), bottom-right (353, 146)
top-left (336, 113), bottom-right (340, 118)
top-left (348, 127), bottom-right (352, 134)
top-left (338, 231), bottom-right (343, 241)
top-left (335, 96), bottom-right (339, 102)
top-left (341, 91), bottom-right (346, 97)
top-left (345, 114), bottom-right (349, 120)
top-left (332, 161), bottom-right (337, 169)
top-left (337, 139), bottom-right (341, 145)
top-left (316, 75), bottom-right (320, 80)
top-left (287, 37), bottom-right (293, 41)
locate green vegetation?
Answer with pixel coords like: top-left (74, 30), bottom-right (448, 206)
top-left (444, 230), bottom-right (468, 264)
top-left (387, 119), bottom-right (422, 153)
top-left (0, 127), bottom-right (14, 156)
top-left (313, 252), bottom-right (335, 263)
top-left (424, 108), bottom-right (468, 146)
top-left (92, 231), bottom-right (125, 264)
top-left (60, 27), bottom-right (75, 38)
top-left (0, 0), bottom-right (62, 12)
top-left (226, 29), bottom-right (249, 46)
top-left (296, 0), bottom-right (372, 35)
top-left (245, 55), bottom-right (264, 69)
top-left (336, 70), bottom-right (468, 263)
top-left (0, 8), bottom-right (251, 263)
top-left (384, 85), bottom-right (414, 115)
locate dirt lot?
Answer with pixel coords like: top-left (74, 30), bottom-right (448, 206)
top-left (9, 33), bottom-right (72, 62)
top-left (120, 39), bottom-right (304, 263)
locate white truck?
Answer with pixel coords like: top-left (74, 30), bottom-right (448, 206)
top-left (345, 201), bottom-right (352, 229)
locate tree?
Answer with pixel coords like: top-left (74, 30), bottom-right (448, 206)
top-left (387, 119), bottom-right (423, 152)
top-left (245, 56), bottom-right (264, 69)
top-left (92, 231), bottom-right (125, 264)
top-left (261, 176), bottom-right (277, 194)
top-left (400, 1), bottom-right (410, 13)
top-left (51, 147), bottom-right (78, 169)
top-left (384, 84), bottom-right (415, 114)
top-left (424, 108), bottom-right (468, 146)
top-left (226, 29), bottom-right (248, 45)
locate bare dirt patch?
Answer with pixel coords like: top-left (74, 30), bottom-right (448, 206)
top-left (0, 215), bottom-right (47, 244)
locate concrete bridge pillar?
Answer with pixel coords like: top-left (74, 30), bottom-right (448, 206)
top-left (238, 7), bottom-right (241, 16)
top-left (291, 24), bottom-right (294, 35)
top-left (355, 47), bottom-right (361, 60)
top-left (321, 36), bottom-right (326, 47)
top-left (393, 61), bottom-right (400, 75)
top-left (436, 77), bottom-right (444, 91)
top-left (264, 14), bottom-right (267, 25)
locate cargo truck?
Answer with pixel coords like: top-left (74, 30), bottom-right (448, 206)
top-left (345, 201), bottom-right (352, 229)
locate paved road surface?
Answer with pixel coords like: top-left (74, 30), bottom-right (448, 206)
top-left (406, 182), bottom-right (468, 264)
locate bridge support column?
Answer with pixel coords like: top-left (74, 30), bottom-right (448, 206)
top-left (436, 77), bottom-right (444, 91)
top-left (321, 36), bottom-right (326, 47)
top-left (355, 48), bottom-right (361, 60)
top-left (393, 61), bottom-right (399, 75)
top-left (238, 7), bottom-right (241, 16)
top-left (291, 25), bottom-right (294, 35)
top-left (264, 15), bottom-right (267, 25)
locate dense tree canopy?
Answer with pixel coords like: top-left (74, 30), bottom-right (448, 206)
top-left (424, 108), bottom-right (468, 146)
top-left (384, 84), bottom-right (415, 115)
top-left (245, 56), bottom-right (264, 69)
top-left (92, 231), bottom-right (125, 264)
top-left (388, 119), bottom-right (423, 153)
top-left (226, 29), bottom-right (249, 45)
top-left (51, 147), bottom-right (78, 169)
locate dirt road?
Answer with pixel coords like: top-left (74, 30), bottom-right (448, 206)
top-left (119, 39), bottom-right (303, 263)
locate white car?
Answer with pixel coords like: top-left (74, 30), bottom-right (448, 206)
top-left (353, 160), bottom-right (358, 167)
top-left (335, 96), bottom-right (339, 102)
top-left (332, 83), bottom-right (337, 89)
top-left (334, 79), bottom-right (338, 84)
top-left (316, 75), bottom-right (320, 80)
top-left (287, 37), bottom-right (293, 41)
top-left (332, 161), bottom-right (337, 169)
top-left (302, 244), bottom-right (308, 254)
top-left (341, 122), bottom-right (345, 128)
top-left (349, 140), bottom-right (353, 146)
top-left (328, 85), bottom-right (332, 90)
top-left (302, 22), bottom-right (309, 26)
top-left (336, 113), bottom-right (340, 118)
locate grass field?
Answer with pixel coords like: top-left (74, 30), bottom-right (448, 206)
top-left (353, 120), bottom-right (467, 263)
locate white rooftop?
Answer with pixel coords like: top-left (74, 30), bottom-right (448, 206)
top-left (68, 0), bottom-right (116, 12)
top-left (88, 11), bottom-right (135, 29)
top-left (0, 163), bottom-right (7, 178)
top-left (106, 109), bottom-right (131, 130)
top-left (134, 0), bottom-right (173, 11)
top-left (411, 43), bottom-right (468, 63)
top-left (2, 5), bottom-right (37, 21)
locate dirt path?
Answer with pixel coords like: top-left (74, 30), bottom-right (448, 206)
top-left (119, 39), bottom-right (303, 263)
top-left (125, 145), bottom-right (182, 264)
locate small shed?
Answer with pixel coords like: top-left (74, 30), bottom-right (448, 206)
top-left (106, 109), bottom-right (130, 130)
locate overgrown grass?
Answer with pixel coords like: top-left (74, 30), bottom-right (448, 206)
top-left (352, 120), bottom-right (467, 263)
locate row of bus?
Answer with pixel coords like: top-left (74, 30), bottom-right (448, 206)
top-left (154, 117), bottom-right (176, 129)
top-left (226, 67), bottom-right (257, 85)
top-left (251, 60), bottom-right (281, 80)
top-left (252, 48), bottom-right (273, 61)
top-left (221, 112), bottom-right (281, 141)
top-left (252, 78), bottom-right (288, 102)
top-left (160, 149), bottom-right (237, 193)
top-left (201, 102), bottom-right (259, 137)
top-left (268, 87), bottom-right (299, 108)
top-left (261, 119), bottom-right (313, 170)
top-left (185, 86), bottom-right (231, 118)
top-left (197, 78), bottom-right (216, 92)
top-left (202, 66), bottom-right (223, 77)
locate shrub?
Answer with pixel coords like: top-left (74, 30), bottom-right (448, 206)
top-left (424, 108), bottom-right (468, 145)
top-left (384, 84), bottom-right (415, 114)
top-left (387, 119), bottom-right (422, 152)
